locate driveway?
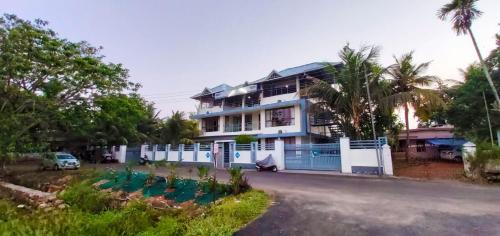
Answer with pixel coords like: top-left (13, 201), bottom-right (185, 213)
top-left (101, 164), bottom-right (500, 235)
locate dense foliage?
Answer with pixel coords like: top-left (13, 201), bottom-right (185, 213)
top-left (0, 14), bottom-right (200, 166)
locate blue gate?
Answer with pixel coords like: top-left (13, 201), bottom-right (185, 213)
top-left (125, 146), bottom-right (141, 163)
top-left (285, 143), bottom-right (341, 171)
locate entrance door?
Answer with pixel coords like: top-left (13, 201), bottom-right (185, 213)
top-left (223, 142), bottom-right (230, 168)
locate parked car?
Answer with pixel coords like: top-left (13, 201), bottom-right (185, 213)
top-left (440, 147), bottom-right (463, 162)
top-left (41, 152), bottom-right (80, 170)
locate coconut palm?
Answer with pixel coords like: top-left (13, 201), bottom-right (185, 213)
top-left (306, 45), bottom-right (384, 139)
top-left (383, 52), bottom-right (442, 162)
top-left (438, 0), bottom-right (500, 107)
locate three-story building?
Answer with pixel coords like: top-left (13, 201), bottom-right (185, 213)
top-left (190, 62), bottom-right (342, 148)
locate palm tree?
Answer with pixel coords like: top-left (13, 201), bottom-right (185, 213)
top-left (306, 45), bottom-right (384, 139)
top-left (438, 0), bottom-right (500, 107)
top-left (383, 52), bottom-right (442, 162)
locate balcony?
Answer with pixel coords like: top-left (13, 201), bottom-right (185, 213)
top-left (265, 117), bottom-right (295, 127)
top-left (224, 123), bottom-right (242, 132)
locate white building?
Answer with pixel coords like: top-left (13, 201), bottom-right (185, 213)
top-left (190, 62), bottom-right (343, 147)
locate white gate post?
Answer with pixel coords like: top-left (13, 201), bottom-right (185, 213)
top-left (140, 144), bottom-right (147, 159)
top-left (274, 140), bottom-right (285, 170)
top-left (118, 145), bottom-right (127, 163)
top-left (179, 144), bottom-right (185, 162)
top-left (194, 143), bottom-right (200, 162)
top-left (382, 144), bottom-right (393, 175)
top-left (339, 137), bottom-right (352, 174)
top-left (166, 144), bottom-right (171, 161)
top-left (152, 144), bottom-right (158, 161)
top-left (462, 142), bottom-right (476, 177)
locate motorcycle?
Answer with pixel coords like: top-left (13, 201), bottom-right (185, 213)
top-left (256, 154), bottom-right (278, 172)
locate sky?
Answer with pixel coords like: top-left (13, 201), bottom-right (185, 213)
top-left (2, 0), bottom-right (500, 127)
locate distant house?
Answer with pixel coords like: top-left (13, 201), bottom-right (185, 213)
top-left (397, 126), bottom-right (466, 159)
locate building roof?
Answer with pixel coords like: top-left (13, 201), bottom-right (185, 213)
top-left (398, 126), bottom-right (455, 140)
top-left (190, 83), bottom-right (232, 99)
top-left (191, 62), bottom-right (341, 99)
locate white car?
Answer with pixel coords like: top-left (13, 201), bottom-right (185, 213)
top-left (41, 152), bottom-right (81, 170)
top-left (440, 148), bottom-right (463, 162)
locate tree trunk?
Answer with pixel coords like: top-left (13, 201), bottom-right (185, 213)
top-left (404, 103), bottom-right (410, 162)
top-left (468, 27), bottom-right (500, 107)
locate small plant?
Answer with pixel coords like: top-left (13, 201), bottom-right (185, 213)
top-left (167, 162), bottom-right (178, 189)
top-left (228, 167), bottom-right (251, 194)
top-left (234, 134), bottom-right (257, 144)
top-left (197, 165), bottom-right (209, 180)
top-left (145, 165), bottom-right (157, 186)
top-left (109, 169), bottom-right (119, 183)
top-left (125, 162), bottom-right (135, 181)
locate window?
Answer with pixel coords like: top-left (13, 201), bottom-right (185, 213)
top-left (265, 107), bottom-right (295, 127)
top-left (202, 117), bottom-right (219, 132)
top-left (245, 114), bottom-right (253, 131)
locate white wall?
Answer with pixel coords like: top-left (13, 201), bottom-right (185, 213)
top-left (198, 150), bottom-right (212, 163)
top-left (182, 151), bottom-right (194, 162)
top-left (167, 151), bottom-right (179, 161)
top-left (350, 149), bottom-right (379, 167)
top-left (339, 137), bottom-right (393, 175)
top-left (155, 151), bottom-right (166, 161)
top-left (232, 150), bottom-right (252, 164)
top-left (260, 92), bottom-right (299, 105)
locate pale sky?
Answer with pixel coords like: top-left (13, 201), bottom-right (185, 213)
top-left (2, 0), bottom-right (500, 128)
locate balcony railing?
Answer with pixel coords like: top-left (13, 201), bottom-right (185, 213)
top-left (224, 124), bottom-right (242, 132)
top-left (265, 118), bottom-right (295, 127)
top-left (244, 122), bottom-right (260, 131)
top-left (202, 126), bottom-right (219, 132)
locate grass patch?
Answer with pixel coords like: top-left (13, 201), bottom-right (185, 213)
top-left (185, 190), bottom-right (269, 236)
top-left (0, 174), bottom-right (269, 236)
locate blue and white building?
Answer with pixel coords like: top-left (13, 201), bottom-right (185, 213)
top-left (190, 62), bottom-right (343, 146)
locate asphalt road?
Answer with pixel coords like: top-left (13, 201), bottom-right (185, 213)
top-left (103, 165), bottom-right (500, 236)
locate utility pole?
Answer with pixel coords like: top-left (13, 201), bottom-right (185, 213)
top-left (483, 91), bottom-right (494, 146)
top-left (364, 65), bottom-right (382, 176)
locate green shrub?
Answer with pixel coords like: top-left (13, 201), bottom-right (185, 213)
top-left (167, 162), bottom-right (179, 189)
top-left (234, 135), bottom-right (257, 144)
top-left (197, 165), bottom-right (209, 180)
top-left (227, 167), bottom-right (251, 195)
top-left (59, 180), bottom-right (115, 213)
top-left (85, 200), bottom-right (159, 236)
top-left (469, 143), bottom-right (500, 177)
top-left (138, 216), bottom-right (182, 236)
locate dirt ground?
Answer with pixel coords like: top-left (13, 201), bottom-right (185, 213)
top-left (393, 158), bottom-right (465, 180)
top-left (0, 159), bottom-right (86, 191)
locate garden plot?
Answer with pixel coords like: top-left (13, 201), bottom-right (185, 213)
top-left (97, 171), bottom-right (230, 205)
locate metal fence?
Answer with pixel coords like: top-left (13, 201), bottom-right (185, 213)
top-left (285, 143), bottom-right (341, 170)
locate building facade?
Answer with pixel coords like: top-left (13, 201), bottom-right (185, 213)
top-left (190, 62), bottom-right (342, 147)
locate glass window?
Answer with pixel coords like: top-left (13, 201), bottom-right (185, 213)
top-left (202, 117), bottom-right (219, 132)
top-left (265, 107), bottom-right (295, 127)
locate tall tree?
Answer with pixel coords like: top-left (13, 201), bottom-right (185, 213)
top-left (438, 0), bottom-right (500, 107)
top-left (383, 52), bottom-right (442, 161)
top-left (307, 44), bottom-right (389, 139)
top-left (0, 14), bottom-right (155, 163)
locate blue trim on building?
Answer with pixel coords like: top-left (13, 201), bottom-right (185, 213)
top-left (256, 131), bottom-right (307, 139)
top-left (230, 163), bottom-right (255, 169)
top-left (191, 99), bottom-right (302, 119)
top-left (351, 166), bottom-right (383, 175)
